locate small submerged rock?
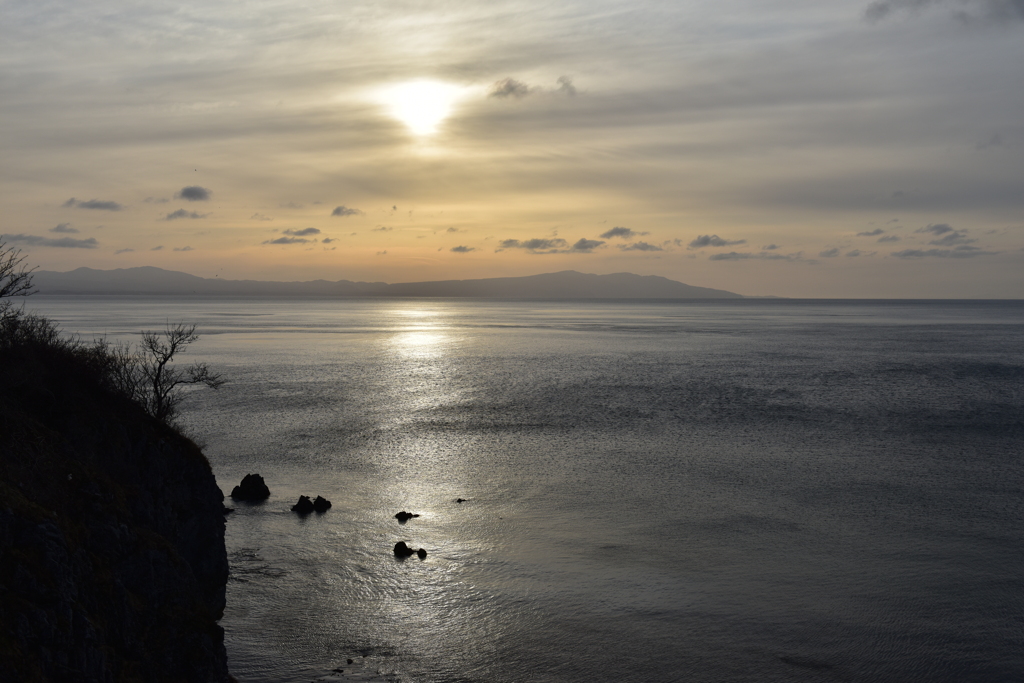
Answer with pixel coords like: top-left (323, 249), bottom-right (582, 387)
top-left (455, 498), bottom-right (467, 503)
top-left (230, 473), bottom-right (270, 501)
top-left (394, 511), bottom-right (420, 522)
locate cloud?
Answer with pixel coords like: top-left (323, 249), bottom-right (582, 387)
top-left (878, 235), bottom-right (901, 242)
top-left (50, 223), bottom-right (78, 233)
top-left (373, 226), bottom-right (392, 232)
top-left (177, 186), bottom-right (210, 201)
top-left (332, 205), bottom-right (362, 217)
top-left (865, 0), bottom-right (1024, 23)
top-left (3, 233), bottom-right (98, 248)
top-left (164, 209), bottom-right (207, 220)
top-left (446, 227), bottom-right (462, 233)
top-left (173, 246), bottom-right (193, 251)
top-left (263, 236), bottom-right (310, 244)
top-left (619, 241), bottom-right (663, 252)
top-left (321, 237), bottom-right (336, 244)
top-left (450, 245), bottom-right (475, 253)
top-left (689, 234), bottom-right (748, 248)
top-left (571, 238), bottom-right (605, 252)
top-left (762, 244), bottom-right (780, 250)
top-left (284, 227), bottom-right (320, 236)
top-left (557, 76), bottom-right (577, 96)
top-left (63, 198), bottom-right (123, 211)
top-left (709, 251), bottom-right (803, 261)
top-left (819, 248), bottom-right (841, 257)
top-left (498, 238), bottom-right (568, 252)
top-left (251, 213), bottom-right (273, 221)
top-left (600, 226), bottom-right (647, 239)
top-left (846, 249), bottom-right (873, 257)
top-left (891, 246), bottom-right (998, 258)
top-left (151, 245), bottom-right (163, 251)
top-left (114, 248), bottom-right (134, 254)
top-left (916, 223), bottom-right (975, 246)
top-left (489, 77), bottom-right (531, 98)
top-left (857, 228), bottom-right (885, 236)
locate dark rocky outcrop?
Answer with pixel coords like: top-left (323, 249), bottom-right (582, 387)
top-left (312, 496), bottom-right (331, 513)
top-left (394, 511), bottom-right (419, 522)
top-left (0, 323), bottom-right (230, 682)
top-left (230, 473), bottom-right (270, 501)
top-left (393, 541), bottom-right (415, 557)
top-left (292, 495), bottom-right (315, 514)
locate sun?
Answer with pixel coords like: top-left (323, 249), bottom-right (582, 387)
top-left (377, 80), bottom-right (466, 136)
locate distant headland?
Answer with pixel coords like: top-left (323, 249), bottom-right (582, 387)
top-left (32, 267), bottom-right (743, 299)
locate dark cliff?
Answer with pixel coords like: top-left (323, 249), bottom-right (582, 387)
top-left (0, 318), bottom-right (230, 682)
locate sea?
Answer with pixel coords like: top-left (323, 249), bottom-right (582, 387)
top-left (26, 296), bottom-right (1024, 683)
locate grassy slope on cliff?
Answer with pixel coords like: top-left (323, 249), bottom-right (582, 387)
top-left (0, 312), bottom-right (230, 682)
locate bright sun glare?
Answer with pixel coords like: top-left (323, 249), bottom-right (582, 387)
top-left (378, 80), bottom-right (466, 136)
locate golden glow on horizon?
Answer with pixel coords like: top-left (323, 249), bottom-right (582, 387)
top-left (377, 80), bottom-right (467, 136)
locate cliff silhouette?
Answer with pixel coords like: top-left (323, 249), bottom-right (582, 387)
top-left (0, 313), bottom-right (230, 682)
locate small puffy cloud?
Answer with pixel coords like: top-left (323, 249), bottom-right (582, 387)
top-left (321, 237), bottom-right (336, 244)
top-left (4, 233), bottom-right (98, 248)
top-left (556, 76), bottom-right (577, 96)
top-left (571, 238), bottom-right (605, 252)
top-left (173, 246), bottom-right (193, 251)
top-left (263, 236), bottom-right (310, 245)
top-left (499, 238), bottom-right (568, 252)
top-left (819, 248), bottom-right (841, 257)
top-left (451, 245), bottom-right (475, 253)
top-left (251, 213), bottom-right (273, 221)
top-left (846, 249), bottom-right (873, 257)
top-left (151, 245), bottom-right (163, 251)
top-left (284, 227), bottom-right (321, 236)
top-left (619, 241), bottom-right (663, 252)
top-left (446, 227), bottom-right (462, 233)
top-left (177, 186), bottom-right (210, 201)
top-left (373, 226), bottom-right (393, 232)
top-left (114, 248), bottom-right (134, 255)
top-left (762, 244), bottom-right (780, 250)
top-left (891, 246), bottom-right (998, 258)
top-left (600, 226), bottom-right (647, 239)
top-left (332, 205), bottom-right (362, 217)
top-left (916, 223), bottom-right (975, 246)
top-left (878, 235), bottom-right (901, 242)
top-left (489, 77), bottom-right (531, 98)
top-left (164, 209), bottom-right (207, 220)
top-left (50, 223), bottom-right (78, 233)
top-left (917, 223), bottom-right (955, 236)
top-left (857, 228), bottom-right (885, 237)
top-left (63, 198), bottom-right (123, 211)
top-left (689, 234), bottom-right (747, 248)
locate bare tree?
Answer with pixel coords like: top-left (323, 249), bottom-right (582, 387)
top-left (0, 239), bottom-right (36, 317)
top-left (135, 322), bottom-right (224, 422)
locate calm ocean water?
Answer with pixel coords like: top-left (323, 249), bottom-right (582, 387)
top-left (28, 296), bottom-right (1024, 682)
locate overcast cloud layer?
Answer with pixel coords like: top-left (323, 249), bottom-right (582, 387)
top-left (1, 0), bottom-right (1021, 296)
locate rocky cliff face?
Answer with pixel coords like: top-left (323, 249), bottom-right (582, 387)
top-left (0, 327), bottom-right (230, 681)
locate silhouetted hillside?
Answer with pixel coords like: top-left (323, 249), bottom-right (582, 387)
top-left (0, 313), bottom-right (230, 682)
top-left (32, 267), bottom-right (742, 299)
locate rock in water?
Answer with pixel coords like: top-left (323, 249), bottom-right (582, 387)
top-left (292, 495), bottom-right (315, 514)
top-left (393, 541), bottom-right (415, 557)
top-left (417, 548), bottom-right (427, 559)
top-left (313, 495), bottom-right (332, 513)
top-left (230, 473), bottom-right (270, 501)
top-left (395, 510), bottom-right (420, 522)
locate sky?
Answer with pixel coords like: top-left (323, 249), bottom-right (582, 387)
top-left (1, 0), bottom-right (1022, 298)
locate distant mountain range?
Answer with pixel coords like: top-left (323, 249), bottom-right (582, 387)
top-left (31, 267), bottom-right (743, 299)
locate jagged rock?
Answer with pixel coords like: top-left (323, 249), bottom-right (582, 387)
top-left (417, 548), bottom-right (427, 559)
top-left (313, 495), bottom-right (332, 513)
top-left (455, 498), bottom-right (466, 503)
top-left (292, 495), bottom-right (315, 514)
top-left (393, 541), bottom-right (415, 557)
top-left (230, 473), bottom-right (270, 501)
top-left (395, 511), bottom-right (420, 522)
